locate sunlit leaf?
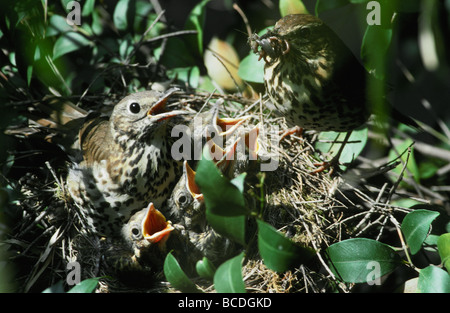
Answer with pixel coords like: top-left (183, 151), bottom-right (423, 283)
top-left (361, 25), bottom-right (392, 80)
top-left (167, 66), bottom-right (200, 89)
top-left (184, 0), bottom-right (210, 55)
top-left (196, 257), bottom-right (216, 280)
top-left (53, 31), bottom-right (90, 59)
top-left (163, 251), bottom-right (201, 293)
top-left (279, 0), bottom-right (309, 16)
top-left (326, 238), bottom-right (402, 283)
top-left (437, 233), bottom-right (450, 273)
top-left (195, 147), bottom-right (247, 217)
top-left (238, 53), bottom-right (264, 84)
top-left (238, 27), bottom-right (272, 84)
top-left (113, 0), bottom-right (131, 31)
top-left (67, 278), bottom-right (99, 293)
top-left (401, 209), bottom-right (440, 255)
top-left (417, 265), bottom-right (450, 293)
top-left (204, 37), bottom-right (243, 92)
top-left (206, 210), bottom-right (246, 245)
top-left (257, 220), bottom-right (315, 272)
top-left (315, 127), bottom-right (368, 171)
top-left (214, 252), bottom-right (246, 293)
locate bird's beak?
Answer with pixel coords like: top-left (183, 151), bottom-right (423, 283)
top-left (244, 126), bottom-right (260, 160)
top-left (142, 202), bottom-right (174, 246)
top-left (183, 161), bottom-right (203, 201)
top-left (214, 115), bottom-right (250, 136)
top-left (147, 88), bottom-right (190, 122)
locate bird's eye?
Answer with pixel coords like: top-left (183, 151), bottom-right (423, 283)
top-left (131, 226), bottom-right (141, 240)
top-left (299, 27), bottom-right (311, 37)
top-left (129, 102), bottom-right (141, 114)
top-left (176, 191), bottom-right (191, 209)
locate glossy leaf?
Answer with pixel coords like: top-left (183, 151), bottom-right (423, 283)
top-left (167, 66), bottom-right (200, 88)
top-left (437, 233), bottom-right (450, 273)
top-left (326, 238), bottom-right (402, 283)
top-left (67, 278), bottom-right (99, 293)
top-left (163, 251), bottom-right (201, 293)
top-left (113, 0), bottom-right (131, 31)
top-left (206, 210), bottom-right (246, 245)
top-left (214, 252), bottom-right (246, 293)
top-left (195, 147), bottom-right (247, 217)
top-left (204, 37), bottom-right (243, 92)
top-left (184, 0), bottom-right (209, 55)
top-left (231, 173), bottom-right (246, 193)
top-left (257, 220), bottom-right (315, 272)
top-left (196, 257), bottom-right (216, 280)
top-left (279, 0), bottom-right (309, 16)
top-left (401, 209), bottom-right (440, 255)
top-left (53, 31), bottom-right (91, 60)
top-left (238, 26), bottom-right (272, 84)
top-left (238, 53), bottom-right (264, 84)
top-left (417, 265), bottom-right (450, 293)
top-left (315, 127), bottom-right (368, 171)
top-left (361, 25), bottom-right (393, 80)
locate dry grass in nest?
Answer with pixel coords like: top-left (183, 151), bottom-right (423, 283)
top-left (2, 90), bottom-right (431, 293)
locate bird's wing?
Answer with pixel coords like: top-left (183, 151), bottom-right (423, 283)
top-left (79, 114), bottom-right (113, 165)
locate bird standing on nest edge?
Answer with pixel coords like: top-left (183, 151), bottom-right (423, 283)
top-left (250, 14), bottom-right (419, 171)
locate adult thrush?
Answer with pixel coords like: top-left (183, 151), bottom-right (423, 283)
top-left (250, 14), bottom-right (417, 169)
top-left (67, 88), bottom-right (189, 236)
top-left (251, 14), bottom-right (371, 132)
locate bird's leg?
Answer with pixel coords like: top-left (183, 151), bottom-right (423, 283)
top-left (312, 131), bottom-right (352, 175)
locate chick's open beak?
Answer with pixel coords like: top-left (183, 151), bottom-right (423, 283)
top-left (147, 87), bottom-right (190, 122)
top-left (183, 161), bottom-right (204, 202)
top-left (142, 202), bottom-right (174, 246)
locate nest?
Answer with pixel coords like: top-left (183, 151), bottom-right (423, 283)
top-left (1, 90), bottom-right (430, 293)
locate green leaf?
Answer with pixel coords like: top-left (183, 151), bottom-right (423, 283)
top-left (113, 0), bottom-right (131, 31)
top-left (279, 0), bottom-right (309, 16)
top-left (238, 53), bottom-right (264, 84)
top-left (53, 31), bottom-right (91, 59)
top-left (417, 265), bottom-right (450, 293)
top-left (46, 15), bottom-right (72, 36)
top-left (196, 257), bottom-right (216, 280)
top-left (361, 25), bottom-right (393, 80)
top-left (257, 220), bottom-right (315, 273)
top-left (163, 251), bottom-right (201, 293)
top-left (167, 66), bottom-right (200, 89)
top-left (82, 0), bottom-right (96, 16)
top-left (437, 233), bottom-right (450, 273)
top-left (67, 278), bottom-right (99, 293)
top-left (184, 0), bottom-right (210, 55)
top-left (401, 209), bottom-right (440, 255)
top-left (206, 210), bottom-right (246, 246)
top-left (195, 147), bottom-right (247, 217)
top-left (239, 26), bottom-right (272, 84)
top-left (315, 127), bottom-right (368, 171)
top-left (214, 252), bottom-right (246, 293)
top-left (326, 238), bottom-right (402, 283)
top-left (230, 173), bottom-right (246, 193)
